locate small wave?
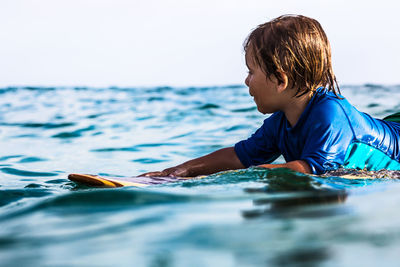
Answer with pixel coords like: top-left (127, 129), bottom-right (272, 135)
top-left (86, 113), bottom-right (109, 119)
top-left (135, 143), bottom-right (180, 148)
top-left (91, 146), bottom-right (140, 152)
top-left (11, 134), bottom-right (40, 138)
top-left (147, 97), bottom-right (165, 102)
top-left (136, 115), bottom-right (155, 121)
top-left (0, 122), bottom-right (75, 129)
top-left (18, 157), bottom-right (47, 163)
top-left (364, 84), bottom-right (384, 89)
top-left (0, 189), bottom-right (53, 207)
top-left (132, 158), bottom-right (168, 164)
top-left (367, 103), bottom-right (380, 108)
top-left (0, 155), bottom-right (23, 161)
top-left (45, 179), bottom-right (69, 184)
top-left (224, 125), bottom-right (251, 132)
top-left (196, 104), bottom-right (220, 110)
top-left (167, 131), bottom-right (195, 140)
top-left (231, 107), bottom-right (257, 113)
top-left (91, 142), bottom-right (179, 153)
top-left (24, 183), bottom-right (47, 188)
top-left (52, 125), bottom-right (96, 138)
top-left (0, 167), bottom-right (58, 177)
top-left (145, 86), bottom-right (173, 93)
top-left (0, 87), bottom-right (56, 94)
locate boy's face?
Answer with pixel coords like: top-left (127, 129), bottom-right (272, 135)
top-left (244, 49), bottom-right (286, 114)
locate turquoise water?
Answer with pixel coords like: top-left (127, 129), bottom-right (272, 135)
top-left (0, 84), bottom-right (400, 266)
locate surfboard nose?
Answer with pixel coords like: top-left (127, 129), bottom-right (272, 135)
top-left (68, 173), bottom-right (121, 187)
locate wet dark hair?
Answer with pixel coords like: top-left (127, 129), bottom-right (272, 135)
top-left (244, 15), bottom-right (340, 97)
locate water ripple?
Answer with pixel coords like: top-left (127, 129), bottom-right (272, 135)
top-left (0, 155), bottom-right (23, 161)
top-left (0, 167), bottom-right (58, 177)
top-left (196, 103), bottom-right (220, 110)
top-left (0, 122), bottom-right (75, 129)
top-left (18, 157), bottom-right (47, 163)
top-left (132, 158), bottom-right (168, 164)
top-left (91, 146), bottom-right (140, 152)
top-left (52, 125), bottom-right (96, 138)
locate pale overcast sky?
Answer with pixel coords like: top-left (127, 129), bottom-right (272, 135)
top-left (0, 0), bottom-right (399, 87)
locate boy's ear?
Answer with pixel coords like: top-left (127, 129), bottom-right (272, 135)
top-left (275, 70), bottom-right (288, 92)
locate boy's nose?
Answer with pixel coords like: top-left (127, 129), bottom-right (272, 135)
top-left (245, 75), bottom-right (250, 87)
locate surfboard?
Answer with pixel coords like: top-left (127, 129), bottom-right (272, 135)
top-left (68, 173), bottom-right (201, 188)
top-left (68, 168), bottom-right (400, 188)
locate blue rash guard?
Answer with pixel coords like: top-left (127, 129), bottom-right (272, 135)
top-left (234, 88), bottom-right (400, 174)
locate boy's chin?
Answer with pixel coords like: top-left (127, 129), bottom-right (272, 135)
top-left (257, 106), bottom-right (273, 114)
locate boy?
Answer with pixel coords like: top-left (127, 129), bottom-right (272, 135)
top-left (142, 15), bottom-right (400, 177)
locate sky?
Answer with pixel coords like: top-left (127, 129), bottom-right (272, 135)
top-left (0, 0), bottom-right (399, 87)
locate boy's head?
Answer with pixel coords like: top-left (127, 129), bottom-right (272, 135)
top-left (244, 15), bottom-right (339, 97)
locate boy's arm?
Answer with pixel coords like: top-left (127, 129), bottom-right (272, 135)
top-left (139, 147), bottom-right (245, 177)
top-left (258, 160), bottom-right (312, 174)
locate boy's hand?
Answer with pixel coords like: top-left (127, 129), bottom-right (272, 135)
top-left (138, 166), bottom-right (189, 177)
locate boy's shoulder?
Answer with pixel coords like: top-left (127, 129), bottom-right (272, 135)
top-left (307, 89), bottom-right (350, 124)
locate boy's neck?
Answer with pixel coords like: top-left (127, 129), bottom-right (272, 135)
top-left (282, 92), bottom-right (312, 127)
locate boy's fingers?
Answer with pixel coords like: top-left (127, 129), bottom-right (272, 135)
top-left (138, 167), bottom-right (186, 177)
top-left (138, 171), bottom-right (164, 177)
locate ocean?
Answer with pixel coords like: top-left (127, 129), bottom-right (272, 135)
top-left (0, 84), bottom-right (399, 266)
